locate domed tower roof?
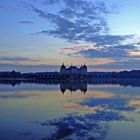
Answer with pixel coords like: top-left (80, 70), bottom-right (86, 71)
top-left (61, 63), bottom-right (66, 69)
top-left (83, 62), bottom-right (87, 68)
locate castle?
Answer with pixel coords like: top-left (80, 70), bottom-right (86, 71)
top-left (60, 63), bottom-right (87, 78)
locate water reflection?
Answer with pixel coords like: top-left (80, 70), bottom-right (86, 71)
top-left (60, 80), bottom-right (87, 94)
top-left (1, 79), bottom-right (140, 93)
top-left (1, 80), bottom-right (140, 140)
top-left (38, 111), bottom-right (126, 140)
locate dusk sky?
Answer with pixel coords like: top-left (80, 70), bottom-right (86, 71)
top-left (1, 0), bottom-right (140, 72)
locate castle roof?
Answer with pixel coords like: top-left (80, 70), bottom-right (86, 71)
top-left (61, 63), bottom-right (66, 69)
top-left (61, 63), bottom-right (87, 70)
top-left (69, 65), bottom-right (78, 69)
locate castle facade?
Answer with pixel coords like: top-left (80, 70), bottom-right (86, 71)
top-left (60, 63), bottom-right (87, 78)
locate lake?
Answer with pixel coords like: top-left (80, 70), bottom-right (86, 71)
top-left (0, 80), bottom-right (140, 140)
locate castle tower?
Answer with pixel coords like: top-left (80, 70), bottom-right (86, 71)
top-left (60, 63), bottom-right (66, 74)
top-left (83, 62), bottom-right (87, 73)
top-left (79, 63), bottom-right (87, 74)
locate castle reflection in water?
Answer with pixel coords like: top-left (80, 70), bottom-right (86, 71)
top-left (60, 80), bottom-right (87, 94)
top-left (1, 79), bottom-right (140, 94)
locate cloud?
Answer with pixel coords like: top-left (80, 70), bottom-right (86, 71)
top-left (60, 44), bottom-right (96, 55)
top-left (80, 98), bottom-right (135, 111)
top-left (0, 56), bottom-right (40, 62)
top-left (19, 20), bottom-right (34, 24)
top-left (84, 35), bottom-right (133, 46)
top-left (88, 59), bottom-right (140, 70)
top-left (0, 63), bottom-right (59, 72)
top-left (24, 0), bottom-right (114, 42)
top-left (7, 0), bottom-right (140, 71)
top-left (25, 1), bottom-right (138, 59)
top-left (44, 0), bottom-right (60, 5)
top-left (0, 93), bottom-right (39, 99)
top-left (44, 0), bottom-right (111, 14)
top-left (38, 111), bottom-right (128, 140)
top-left (78, 45), bottom-right (136, 59)
top-left (22, 1), bottom-right (139, 61)
top-left (61, 44), bottom-right (138, 60)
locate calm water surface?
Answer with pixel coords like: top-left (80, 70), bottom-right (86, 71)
top-left (0, 82), bottom-right (140, 140)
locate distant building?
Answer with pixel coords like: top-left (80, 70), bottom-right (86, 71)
top-left (60, 63), bottom-right (87, 78)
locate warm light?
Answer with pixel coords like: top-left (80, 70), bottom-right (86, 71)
top-left (129, 50), bottom-right (140, 56)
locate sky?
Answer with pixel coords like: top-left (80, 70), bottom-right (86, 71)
top-left (1, 0), bottom-right (140, 72)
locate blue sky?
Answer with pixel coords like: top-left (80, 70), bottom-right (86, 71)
top-left (1, 0), bottom-right (140, 72)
